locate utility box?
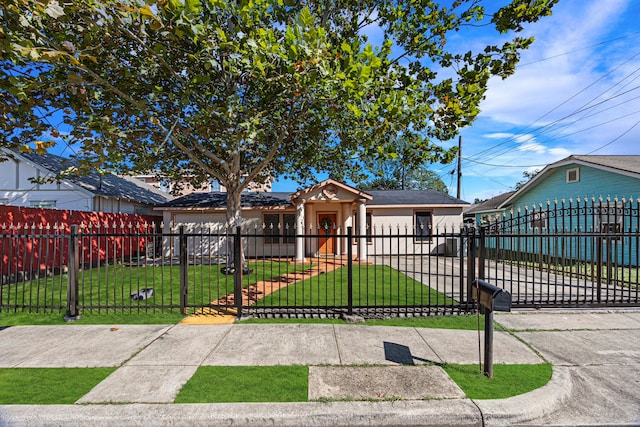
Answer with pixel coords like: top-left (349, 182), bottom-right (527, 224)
top-left (472, 279), bottom-right (511, 312)
top-left (444, 238), bottom-right (458, 256)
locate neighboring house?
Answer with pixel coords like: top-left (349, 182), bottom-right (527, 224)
top-left (156, 179), bottom-right (469, 260)
top-left (487, 155), bottom-right (640, 266)
top-left (464, 191), bottom-right (515, 226)
top-left (0, 149), bottom-right (170, 214)
top-left (501, 155), bottom-right (640, 211)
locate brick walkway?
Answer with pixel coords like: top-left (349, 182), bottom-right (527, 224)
top-left (180, 258), bottom-right (348, 324)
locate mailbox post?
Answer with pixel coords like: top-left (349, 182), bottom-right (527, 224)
top-left (472, 279), bottom-right (511, 378)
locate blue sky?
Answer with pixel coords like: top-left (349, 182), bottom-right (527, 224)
top-left (272, 0), bottom-right (640, 202)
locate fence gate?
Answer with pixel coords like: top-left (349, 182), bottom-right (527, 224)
top-left (475, 198), bottom-right (640, 308)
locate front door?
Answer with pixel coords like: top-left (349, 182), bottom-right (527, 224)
top-left (318, 213), bottom-right (337, 255)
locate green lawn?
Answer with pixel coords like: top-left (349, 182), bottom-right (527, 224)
top-left (2, 262), bottom-right (456, 320)
top-left (254, 264), bottom-right (455, 307)
top-left (0, 368), bottom-right (115, 404)
top-left (1, 260), bottom-right (308, 314)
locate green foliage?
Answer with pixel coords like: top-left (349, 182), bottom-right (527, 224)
top-left (1, 0), bottom-right (558, 225)
top-left (0, 368), bottom-right (115, 404)
top-left (359, 165), bottom-right (448, 192)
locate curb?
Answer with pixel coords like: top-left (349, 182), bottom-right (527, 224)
top-left (474, 366), bottom-right (572, 426)
top-left (0, 400), bottom-right (482, 427)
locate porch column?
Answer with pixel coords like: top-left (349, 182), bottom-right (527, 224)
top-left (342, 203), bottom-right (352, 256)
top-left (357, 199), bottom-right (367, 262)
top-left (294, 198), bottom-right (305, 262)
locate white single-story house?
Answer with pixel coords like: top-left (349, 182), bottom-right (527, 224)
top-left (0, 149), bottom-right (170, 214)
top-left (156, 179), bottom-right (469, 261)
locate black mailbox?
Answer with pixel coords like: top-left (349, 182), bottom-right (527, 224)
top-left (472, 279), bottom-right (511, 378)
top-left (472, 279), bottom-right (511, 312)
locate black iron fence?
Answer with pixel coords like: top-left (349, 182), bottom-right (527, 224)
top-left (1, 209), bottom-right (639, 319)
top-left (475, 197), bottom-right (640, 307)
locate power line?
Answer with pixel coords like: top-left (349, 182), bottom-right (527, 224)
top-left (585, 118), bottom-right (640, 154)
top-left (465, 51), bottom-right (640, 168)
top-left (517, 32), bottom-right (640, 68)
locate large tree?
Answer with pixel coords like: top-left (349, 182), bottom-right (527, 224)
top-left (1, 1), bottom-right (557, 231)
top-left (358, 163), bottom-right (448, 192)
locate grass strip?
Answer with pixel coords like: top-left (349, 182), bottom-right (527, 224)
top-left (0, 311), bottom-right (186, 326)
top-left (0, 368), bottom-right (115, 404)
top-left (175, 366), bottom-right (309, 403)
top-left (443, 363), bottom-right (552, 399)
top-left (240, 314), bottom-right (485, 330)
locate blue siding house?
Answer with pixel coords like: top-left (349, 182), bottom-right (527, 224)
top-left (486, 155), bottom-right (640, 267)
top-left (503, 155), bottom-right (640, 209)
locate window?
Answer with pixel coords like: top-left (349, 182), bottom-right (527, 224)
top-left (353, 212), bottom-right (372, 243)
top-left (0, 198), bottom-right (8, 205)
top-left (595, 204), bottom-right (623, 240)
top-left (30, 200), bottom-right (56, 209)
top-left (415, 211), bottom-right (433, 242)
top-left (530, 211), bottom-right (547, 230)
top-left (566, 167), bottom-right (580, 183)
top-left (283, 214), bottom-right (296, 244)
top-left (480, 212), bottom-right (503, 226)
top-left (263, 213), bottom-right (296, 244)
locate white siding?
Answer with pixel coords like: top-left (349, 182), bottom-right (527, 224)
top-left (0, 158), bottom-right (18, 188)
top-left (0, 189), bottom-right (92, 211)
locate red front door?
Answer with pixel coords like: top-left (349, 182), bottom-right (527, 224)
top-left (318, 213), bottom-right (337, 255)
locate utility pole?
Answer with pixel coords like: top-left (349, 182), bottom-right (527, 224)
top-left (457, 135), bottom-right (462, 200)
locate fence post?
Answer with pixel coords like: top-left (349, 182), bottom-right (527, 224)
top-left (233, 226), bottom-right (243, 318)
top-left (179, 226), bottom-right (188, 315)
top-left (347, 226), bottom-right (353, 315)
top-left (466, 227), bottom-right (476, 304)
top-left (65, 225), bottom-right (80, 321)
top-left (478, 226), bottom-right (486, 280)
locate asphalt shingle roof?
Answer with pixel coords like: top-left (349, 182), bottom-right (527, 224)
top-left (568, 155), bottom-right (640, 174)
top-left (465, 191), bottom-right (515, 214)
top-left (367, 190), bottom-right (467, 205)
top-left (159, 189), bottom-right (467, 209)
top-left (12, 151), bottom-right (169, 205)
top-left (158, 192), bottom-right (292, 208)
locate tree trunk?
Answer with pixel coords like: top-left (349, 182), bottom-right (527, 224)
top-left (222, 184), bottom-right (250, 274)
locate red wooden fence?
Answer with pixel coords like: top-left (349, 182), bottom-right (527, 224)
top-left (0, 206), bottom-right (162, 277)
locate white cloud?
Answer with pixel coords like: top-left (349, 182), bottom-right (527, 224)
top-left (519, 142), bottom-right (546, 153)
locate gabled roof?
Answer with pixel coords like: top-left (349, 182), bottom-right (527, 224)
top-left (465, 191), bottom-right (515, 215)
top-left (3, 149), bottom-right (170, 205)
top-left (500, 155), bottom-right (640, 208)
top-left (290, 179), bottom-right (372, 202)
top-left (567, 155), bottom-right (640, 174)
top-left (157, 192), bottom-right (292, 209)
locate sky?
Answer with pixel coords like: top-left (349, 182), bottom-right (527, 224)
top-left (271, 0), bottom-right (640, 203)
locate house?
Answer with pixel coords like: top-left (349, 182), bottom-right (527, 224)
top-left (155, 179), bottom-right (469, 260)
top-left (486, 155), bottom-right (640, 266)
top-left (500, 155), bottom-right (640, 212)
top-left (464, 191), bottom-right (515, 226)
top-left (0, 149), bottom-right (170, 214)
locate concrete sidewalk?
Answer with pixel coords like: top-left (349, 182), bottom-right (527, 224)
top-left (0, 310), bottom-right (639, 426)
